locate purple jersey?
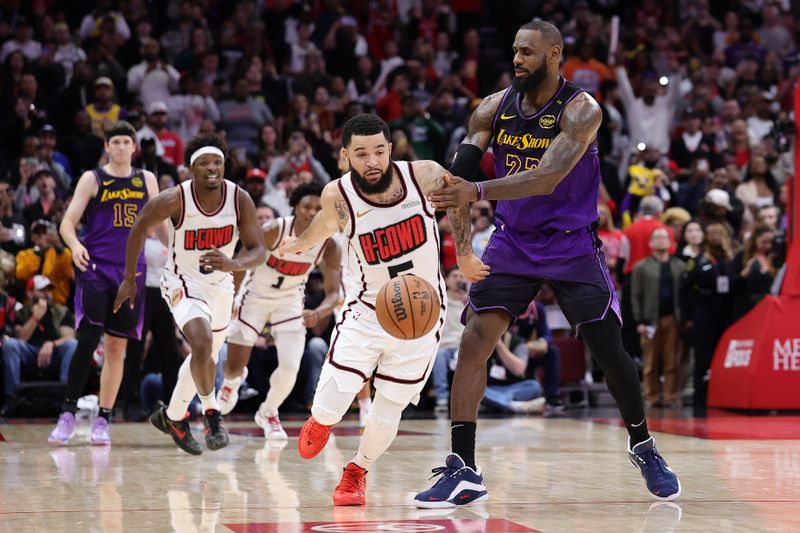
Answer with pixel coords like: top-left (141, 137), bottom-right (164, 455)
top-left (491, 78), bottom-right (600, 233)
top-left (82, 167), bottom-right (148, 267)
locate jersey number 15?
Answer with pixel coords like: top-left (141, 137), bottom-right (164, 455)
top-left (113, 203), bottom-right (138, 228)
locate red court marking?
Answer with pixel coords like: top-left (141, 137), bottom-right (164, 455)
top-left (0, 432), bottom-right (5, 442)
top-left (228, 427), bottom-right (432, 438)
top-left (225, 518), bottom-right (539, 532)
top-left (592, 416), bottom-right (800, 440)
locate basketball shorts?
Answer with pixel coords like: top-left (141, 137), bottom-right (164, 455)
top-left (471, 222), bottom-right (620, 330)
top-left (160, 272), bottom-right (233, 333)
top-left (75, 261), bottom-right (145, 339)
top-left (317, 299), bottom-right (446, 405)
top-left (227, 292), bottom-right (304, 347)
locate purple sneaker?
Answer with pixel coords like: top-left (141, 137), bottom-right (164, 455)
top-left (48, 412), bottom-right (77, 444)
top-left (91, 417), bottom-right (111, 446)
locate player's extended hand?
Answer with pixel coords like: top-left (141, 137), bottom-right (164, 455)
top-left (200, 247), bottom-right (238, 272)
top-left (302, 309), bottom-right (320, 328)
top-left (457, 253), bottom-right (490, 283)
top-left (428, 174), bottom-right (478, 210)
top-left (278, 236), bottom-right (304, 257)
top-left (71, 242), bottom-right (90, 272)
top-left (113, 274), bottom-right (140, 312)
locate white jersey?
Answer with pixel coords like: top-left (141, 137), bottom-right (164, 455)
top-left (338, 160), bottom-right (445, 310)
top-left (165, 179), bottom-right (240, 290)
top-left (240, 215), bottom-right (329, 300)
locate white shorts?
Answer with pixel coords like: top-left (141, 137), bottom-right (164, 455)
top-left (227, 293), bottom-right (304, 346)
top-left (161, 273), bottom-right (234, 333)
top-left (318, 300), bottom-right (445, 405)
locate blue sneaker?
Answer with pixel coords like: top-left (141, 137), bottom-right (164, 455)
top-left (413, 454), bottom-right (489, 508)
top-left (628, 437), bottom-right (681, 501)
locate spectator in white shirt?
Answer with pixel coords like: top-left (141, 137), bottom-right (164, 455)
top-left (53, 23), bottom-right (86, 87)
top-left (615, 53), bottom-right (683, 155)
top-left (0, 19), bottom-right (42, 63)
top-left (126, 38), bottom-right (180, 111)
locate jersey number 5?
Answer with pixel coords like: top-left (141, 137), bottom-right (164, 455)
top-left (388, 261), bottom-right (414, 279)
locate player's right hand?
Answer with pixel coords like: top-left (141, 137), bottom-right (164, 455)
top-left (456, 253), bottom-right (490, 283)
top-left (428, 174), bottom-right (479, 209)
top-left (278, 236), bottom-right (302, 257)
top-left (71, 242), bottom-right (90, 272)
top-left (113, 275), bottom-right (139, 312)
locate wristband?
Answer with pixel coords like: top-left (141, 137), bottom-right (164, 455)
top-left (476, 181), bottom-right (485, 201)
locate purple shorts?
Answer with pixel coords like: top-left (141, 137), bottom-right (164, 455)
top-left (75, 260), bottom-right (145, 339)
top-left (467, 222), bottom-right (620, 329)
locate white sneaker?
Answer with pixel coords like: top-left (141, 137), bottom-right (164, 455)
top-left (510, 397), bottom-right (546, 414)
top-left (255, 408), bottom-right (288, 441)
top-left (217, 367), bottom-right (248, 415)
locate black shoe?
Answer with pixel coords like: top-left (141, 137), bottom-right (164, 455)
top-left (544, 398), bottom-right (566, 417)
top-left (203, 409), bottom-right (229, 450)
top-left (149, 401), bottom-right (202, 455)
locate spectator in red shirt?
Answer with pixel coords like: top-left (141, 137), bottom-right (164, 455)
top-left (376, 69), bottom-right (410, 122)
top-left (622, 196), bottom-right (676, 276)
top-left (146, 101), bottom-right (183, 166)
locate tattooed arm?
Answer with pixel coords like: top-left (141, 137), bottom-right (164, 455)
top-left (414, 160), bottom-right (490, 282)
top-left (483, 93), bottom-right (602, 199)
top-left (279, 180), bottom-right (346, 257)
top-left (427, 93), bottom-right (603, 208)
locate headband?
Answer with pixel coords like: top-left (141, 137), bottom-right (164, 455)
top-left (189, 146), bottom-right (225, 166)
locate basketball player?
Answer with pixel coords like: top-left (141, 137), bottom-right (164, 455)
top-left (217, 183), bottom-right (343, 441)
top-left (114, 133), bottom-right (266, 454)
top-left (49, 121), bottom-right (160, 446)
top-left (414, 21), bottom-right (680, 505)
top-left (278, 113), bottom-right (486, 506)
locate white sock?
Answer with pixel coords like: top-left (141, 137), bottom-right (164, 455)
top-left (199, 391), bottom-right (220, 412)
top-left (353, 391), bottom-right (403, 470)
top-left (166, 354), bottom-right (198, 421)
top-left (258, 402), bottom-right (277, 418)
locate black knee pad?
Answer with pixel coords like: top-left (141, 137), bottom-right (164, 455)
top-left (77, 322), bottom-right (104, 347)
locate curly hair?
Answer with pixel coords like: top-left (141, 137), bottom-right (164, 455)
top-left (289, 183), bottom-right (323, 209)
top-left (183, 132), bottom-right (229, 167)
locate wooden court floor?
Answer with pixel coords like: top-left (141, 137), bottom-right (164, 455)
top-left (0, 413), bottom-right (798, 532)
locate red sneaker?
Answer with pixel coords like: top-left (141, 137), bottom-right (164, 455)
top-left (298, 416), bottom-right (333, 459)
top-left (333, 462), bottom-right (367, 506)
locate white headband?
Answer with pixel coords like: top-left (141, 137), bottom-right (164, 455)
top-left (189, 146), bottom-right (225, 166)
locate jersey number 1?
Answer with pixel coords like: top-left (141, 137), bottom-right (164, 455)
top-left (271, 276), bottom-right (285, 289)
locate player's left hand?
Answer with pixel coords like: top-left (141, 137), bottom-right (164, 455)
top-left (302, 309), bottom-right (320, 328)
top-left (457, 253), bottom-right (490, 283)
top-left (200, 247), bottom-right (237, 272)
top-left (428, 174), bottom-right (478, 209)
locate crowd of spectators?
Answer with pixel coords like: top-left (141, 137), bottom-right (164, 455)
top-left (0, 0), bottom-right (796, 417)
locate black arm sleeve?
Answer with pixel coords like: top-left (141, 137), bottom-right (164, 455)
top-left (448, 143), bottom-right (484, 183)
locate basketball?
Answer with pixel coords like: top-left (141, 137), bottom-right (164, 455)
top-left (376, 274), bottom-right (440, 340)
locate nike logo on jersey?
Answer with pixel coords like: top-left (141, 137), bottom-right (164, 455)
top-left (500, 113), bottom-right (517, 120)
top-left (356, 209), bottom-right (373, 218)
top-left (102, 179), bottom-right (114, 186)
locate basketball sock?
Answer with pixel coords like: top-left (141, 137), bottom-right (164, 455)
top-left (627, 418), bottom-right (650, 447)
top-left (199, 391), bottom-right (220, 412)
top-left (63, 398), bottom-right (78, 414)
top-left (353, 391), bottom-right (402, 470)
top-left (451, 421), bottom-right (477, 470)
top-left (262, 330), bottom-right (305, 413)
top-left (167, 354), bottom-right (198, 421)
top-left (579, 314), bottom-right (650, 443)
top-left (98, 408), bottom-right (112, 422)
top-left (64, 323), bottom-right (104, 406)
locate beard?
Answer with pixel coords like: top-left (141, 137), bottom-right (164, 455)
top-left (351, 163), bottom-right (394, 195)
top-left (511, 61), bottom-right (549, 93)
